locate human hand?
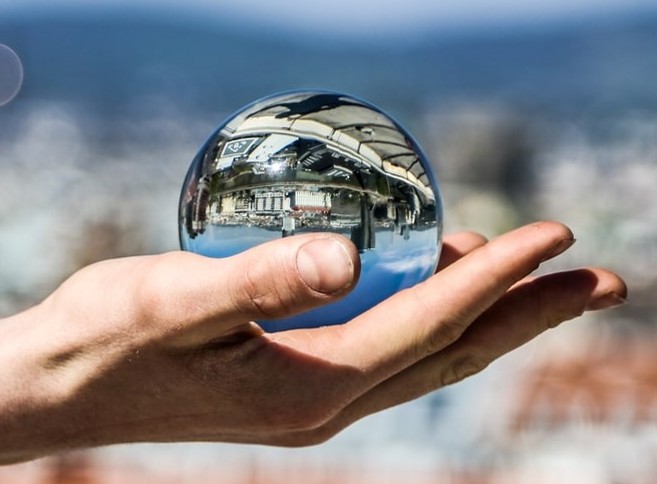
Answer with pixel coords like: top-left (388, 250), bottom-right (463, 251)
top-left (0, 221), bottom-right (626, 464)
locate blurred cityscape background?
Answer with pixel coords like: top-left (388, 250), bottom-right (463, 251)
top-left (1, 0), bottom-right (656, 482)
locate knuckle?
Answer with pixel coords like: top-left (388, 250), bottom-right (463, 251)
top-left (407, 284), bottom-right (470, 359)
top-left (531, 287), bottom-right (559, 331)
top-left (524, 280), bottom-right (582, 333)
top-left (542, 302), bottom-right (583, 331)
top-left (230, 262), bottom-right (295, 319)
top-left (230, 257), bottom-right (308, 320)
top-left (439, 352), bottom-right (488, 387)
top-left (425, 319), bottom-right (467, 355)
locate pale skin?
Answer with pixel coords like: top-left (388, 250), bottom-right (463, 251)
top-left (0, 221), bottom-right (627, 465)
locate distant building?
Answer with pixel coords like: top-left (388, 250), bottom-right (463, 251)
top-left (290, 189), bottom-right (331, 213)
top-left (253, 190), bottom-right (284, 212)
top-left (217, 195), bottom-right (236, 214)
top-left (214, 192), bottom-right (253, 214)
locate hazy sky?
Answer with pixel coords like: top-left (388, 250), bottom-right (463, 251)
top-left (3, 0), bottom-right (657, 38)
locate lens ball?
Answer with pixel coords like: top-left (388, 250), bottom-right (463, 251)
top-left (179, 91), bottom-right (442, 331)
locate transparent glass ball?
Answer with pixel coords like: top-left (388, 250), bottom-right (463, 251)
top-left (179, 91), bottom-right (442, 331)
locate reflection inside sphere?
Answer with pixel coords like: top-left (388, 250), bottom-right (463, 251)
top-left (179, 91), bottom-right (442, 331)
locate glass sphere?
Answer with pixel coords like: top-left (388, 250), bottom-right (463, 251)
top-left (179, 91), bottom-right (442, 331)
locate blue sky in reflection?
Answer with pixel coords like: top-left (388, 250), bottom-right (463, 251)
top-left (181, 225), bottom-right (439, 330)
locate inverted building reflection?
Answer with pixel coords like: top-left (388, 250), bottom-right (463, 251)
top-left (179, 92), bottom-right (441, 329)
top-left (182, 92), bottom-right (438, 253)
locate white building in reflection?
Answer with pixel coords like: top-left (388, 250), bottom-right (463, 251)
top-left (255, 190), bottom-right (285, 212)
top-left (290, 189), bottom-right (331, 213)
top-left (211, 188), bottom-right (332, 217)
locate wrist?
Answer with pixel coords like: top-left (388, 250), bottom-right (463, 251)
top-left (0, 302), bottom-right (86, 464)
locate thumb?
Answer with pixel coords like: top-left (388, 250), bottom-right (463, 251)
top-left (223, 233), bottom-right (360, 321)
top-left (152, 233), bottom-right (360, 346)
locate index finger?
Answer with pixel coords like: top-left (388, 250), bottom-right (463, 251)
top-left (327, 221), bottom-right (575, 381)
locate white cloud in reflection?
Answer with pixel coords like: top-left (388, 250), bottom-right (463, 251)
top-left (375, 245), bottom-right (438, 274)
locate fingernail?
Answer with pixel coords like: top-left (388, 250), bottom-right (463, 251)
top-left (586, 292), bottom-right (628, 311)
top-left (541, 237), bottom-right (576, 262)
top-left (296, 238), bottom-right (355, 294)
